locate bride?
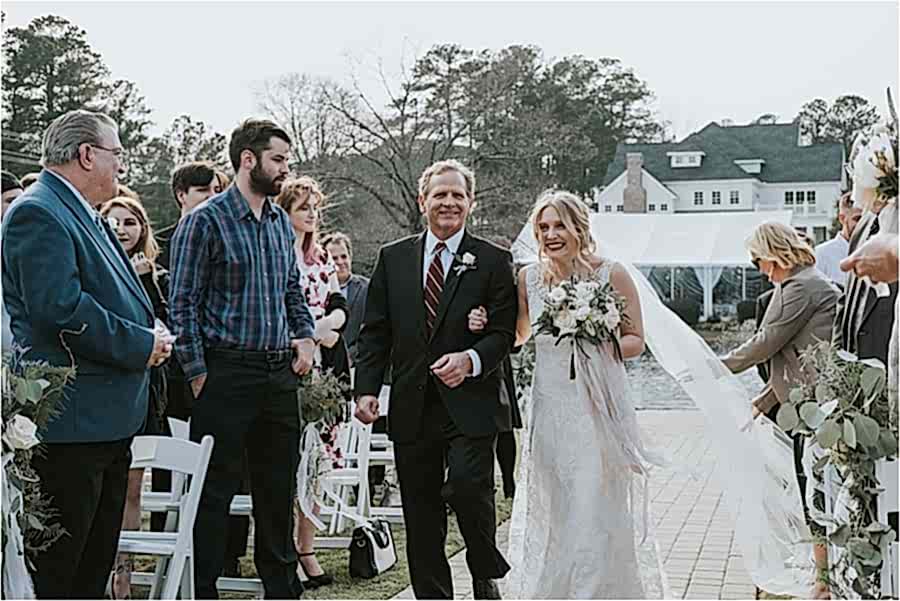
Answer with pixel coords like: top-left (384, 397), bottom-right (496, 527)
top-left (473, 190), bottom-right (667, 599)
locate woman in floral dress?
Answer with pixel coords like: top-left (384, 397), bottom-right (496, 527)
top-left (276, 176), bottom-right (349, 589)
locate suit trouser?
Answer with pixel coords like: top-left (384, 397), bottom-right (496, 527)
top-left (393, 387), bottom-right (510, 599)
top-left (495, 431), bottom-right (517, 498)
top-left (31, 438), bottom-right (132, 599)
top-left (190, 350), bottom-right (303, 599)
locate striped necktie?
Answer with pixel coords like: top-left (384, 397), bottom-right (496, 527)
top-left (424, 242), bottom-right (446, 337)
top-left (845, 215), bottom-right (883, 351)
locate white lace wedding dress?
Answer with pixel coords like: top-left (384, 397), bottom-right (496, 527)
top-left (506, 261), bottom-right (668, 600)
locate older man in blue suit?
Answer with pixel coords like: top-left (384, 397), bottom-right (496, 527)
top-left (2, 109), bottom-right (175, 599)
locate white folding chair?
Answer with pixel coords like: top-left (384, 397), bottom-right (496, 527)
top-left (368, 432), bottom-right (404, 524)
top-left (141, 418), bottom-right (190, 522)
top-left (876, 458), bottom-right (898, 597)
top-left (119, 435), bottom-right (214, 599)
top-left (320, 413), bottom-right (373, 536)
top-left (167, 417), bottom-right (189, 440)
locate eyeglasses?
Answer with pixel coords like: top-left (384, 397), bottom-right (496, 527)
top-left (87, 144), bottom-right (126, 159)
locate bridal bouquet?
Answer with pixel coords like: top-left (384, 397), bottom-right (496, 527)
top-left (848, 88), bottom-right (898, 212)
top-left (534, 277), bottom-right (629, 377)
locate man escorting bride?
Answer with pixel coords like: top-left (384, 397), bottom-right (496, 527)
top-left (473, 190), bottom-right (667, 599)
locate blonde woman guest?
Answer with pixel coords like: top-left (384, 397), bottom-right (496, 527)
top-left (721, 221), bottom-right (839, 599)
top-left (100, 196), bottom-right (171, 599)
top-left (275, 176), bottom-right (349, 589)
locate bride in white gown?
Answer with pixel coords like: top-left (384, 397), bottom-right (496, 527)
top-left (500, 191), bottom-right (667, 599)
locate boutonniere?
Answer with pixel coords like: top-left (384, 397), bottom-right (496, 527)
top-left (453, 252), bottom-right (477, 276)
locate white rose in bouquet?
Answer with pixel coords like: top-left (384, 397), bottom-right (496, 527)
top-left (574, 305), bottom-right (592, 322)
top-left (3, 414), bottom-right (40, 450)
top-left (548, 286), bottom-right (567, 304)
top-left (554, 309), bottom-right (577, 335)
top-left (603, 306), bottom-right (621, 332)
top-left (853, 148), bottom-right (881, 188)
top-left (868, 132), bottom-right (895, 175)
top-left (574, 281), bottom-right (598, 302)
top-left (851, 137), bottom-right (889, 211)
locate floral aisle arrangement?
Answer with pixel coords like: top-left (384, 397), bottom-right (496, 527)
top-left (295, 368), bottom-right (350, 530)
top-left (533, 276), bottom-right (629, 378)
top-left (779, 342), bottom-right (898, 598)
top-left (1, 351), bottom-right (74, 597)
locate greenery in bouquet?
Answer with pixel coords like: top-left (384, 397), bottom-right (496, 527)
top-left (533, 276), bottom-right (629, 375)
top-left (778, 341), bottom-right (897, 598)
top-left (297, 368), bottom-right (351, 502)
top-left (298, 368), bottom-right (350, 426)
top-left (2, 351), bottom-right (75, 565)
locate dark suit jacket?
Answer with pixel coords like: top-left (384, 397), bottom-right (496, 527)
top-left (342, 274), bottom-right (370, 365)
top-left (834, 211), bottom-right (899, 364)
top-left (155, 222), bottom-right (177, 271)
top-left (355, 231), bottom-right (517, 443)
top-left (2, 171), bottom-right (155, 443)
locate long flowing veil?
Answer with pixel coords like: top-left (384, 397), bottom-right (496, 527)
top-left (512, 239), bottom-right (817, 597)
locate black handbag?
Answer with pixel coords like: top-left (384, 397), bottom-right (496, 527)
top-left (349, 518), bottom-right (397, 579)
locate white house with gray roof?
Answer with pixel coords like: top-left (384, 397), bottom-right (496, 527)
top-left (596, 121), bottom-right (845, 244)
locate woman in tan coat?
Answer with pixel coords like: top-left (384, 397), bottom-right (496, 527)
top-left (721, 221), bottom-right (839, 599)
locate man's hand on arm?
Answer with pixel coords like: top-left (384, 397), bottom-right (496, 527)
top-left (291, 338), bottom-right (315, 376)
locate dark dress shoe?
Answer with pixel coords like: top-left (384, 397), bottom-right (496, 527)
top-left (473, 578), bottom-right (502, 599)
top-left (503, 481), bottom-right (516, 499)
top-left (222, 559), bottom-right (242, 578)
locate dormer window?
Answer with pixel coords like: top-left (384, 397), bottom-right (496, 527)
top-left (667, 151), bottom-right (705, 168)
top-left (734, 159), bottom-right (765, 174)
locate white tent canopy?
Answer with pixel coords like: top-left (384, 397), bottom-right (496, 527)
top-left (511, 210), bottom-right (793, 318)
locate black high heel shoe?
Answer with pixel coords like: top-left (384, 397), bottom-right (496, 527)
top-left (297, 552), bottom-right (334, 589)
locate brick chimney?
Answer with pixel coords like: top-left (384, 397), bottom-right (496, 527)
top-left (623, 152), bottom-right (647, 213)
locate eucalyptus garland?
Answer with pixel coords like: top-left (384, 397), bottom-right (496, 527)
top-left (779, 341), bottom-right (898, 598)
top-left (2, 352), bottom-right (75, 566)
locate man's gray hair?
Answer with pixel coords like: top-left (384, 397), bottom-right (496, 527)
top-left (41, 109), bottom-right (118, 167)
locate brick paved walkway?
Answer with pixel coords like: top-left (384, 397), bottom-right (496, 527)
top-left (392, 410), bottom-right (758, 600)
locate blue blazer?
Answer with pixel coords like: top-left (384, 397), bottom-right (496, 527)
top-left (2, 171), bottom-right (155, 443)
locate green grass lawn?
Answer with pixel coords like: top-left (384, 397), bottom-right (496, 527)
top-left (133, 489), bottom-right (514, 600)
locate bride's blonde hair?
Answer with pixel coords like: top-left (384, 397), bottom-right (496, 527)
top-left (530, 189), bottom-right (596, 283)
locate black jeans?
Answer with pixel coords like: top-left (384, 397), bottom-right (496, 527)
top-left (393, 390), bottom-right (510, 599)
top-left (31, 438), bottom-right (132, 599)
top-left (190, 349), bottom-right (303, 599)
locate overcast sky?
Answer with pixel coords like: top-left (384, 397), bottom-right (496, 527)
top-left (5, 0), bottom-right (898, 140)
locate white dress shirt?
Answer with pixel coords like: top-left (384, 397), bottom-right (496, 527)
top-left (815, 232), bottom-right (850, 287)
top-left (423, 228), bottom-right (482, 377)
